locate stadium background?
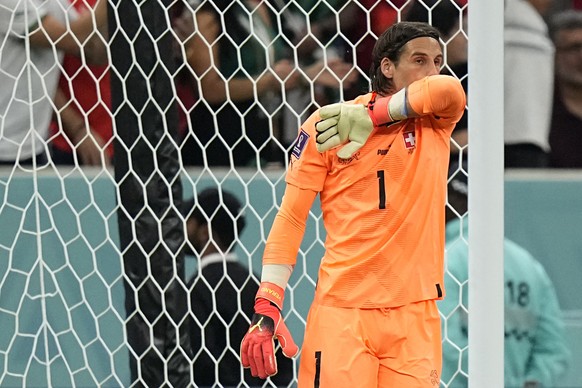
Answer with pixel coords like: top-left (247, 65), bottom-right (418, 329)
top-left (0, 0), bottom-right (581, 387)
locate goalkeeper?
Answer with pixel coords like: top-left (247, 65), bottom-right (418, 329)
top-left (240, 21), bottom-right (465, 387)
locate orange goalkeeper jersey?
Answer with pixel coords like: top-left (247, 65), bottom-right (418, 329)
top-left (266, 75), bottom-right (466, 308)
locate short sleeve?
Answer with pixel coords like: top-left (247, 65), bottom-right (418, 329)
top-left (0, 0), bottom-right (49, 37)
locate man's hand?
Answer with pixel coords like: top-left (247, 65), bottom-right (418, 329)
top-left (315, 103), bottom-right (375, 159)
top-left (75, 129), bottom-right (111, 166)
top-left (240, 283), bottom-right (298, 379)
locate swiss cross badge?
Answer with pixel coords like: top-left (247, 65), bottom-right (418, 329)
top-left (403, 130), bottom-right (416, 150)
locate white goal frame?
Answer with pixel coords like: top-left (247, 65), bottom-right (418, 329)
top-left (467, 0), bottom-right (505, 386)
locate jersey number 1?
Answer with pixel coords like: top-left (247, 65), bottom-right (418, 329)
top-left (377, 170), bottom-right (386, 209)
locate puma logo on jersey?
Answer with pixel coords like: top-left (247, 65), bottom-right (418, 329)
top-left (377, 149), bottom-right (389, 155)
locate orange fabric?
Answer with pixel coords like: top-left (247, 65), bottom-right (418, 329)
top-left (265, 75), bottom-right (465, 308)
top-left (262, 184), bottom-right (317, 265)
top-left (407, 75), bottom-right (467, 121)
top-left (297, 300), bottom-right (442, 387)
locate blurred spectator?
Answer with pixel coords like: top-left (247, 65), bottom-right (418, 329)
top-left (182, 187), bottom-right (294, 386)
top-left (545, 0), bottom-right (578, 18)
top-left (173, 0), bottom-right (292, 168)
top-left (440, 161), bottom-right (571, 387)
top-left (404, 0), bottom-right (468, 156)
top-left (273, 0), bottom-right (360, 147)
top-left (173, 0), bottom-right (355, 168)
top-left (48, 0), bottom-right (112, 167)
top-left (504, 0), bottom-right (554, 168)
top-left (0, 0), bottom-right (107, 167)
top-left (350, 0), bottom-right (406, 82)
top-left (548, 10), bottom-right (582, 168)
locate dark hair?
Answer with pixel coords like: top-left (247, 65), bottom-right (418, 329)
top-left (370, 21), bottom-right (440, 94)
top-left (182, 188), bottom-right (246, 250)
top-left (549, 10), bottom-right (582, 42)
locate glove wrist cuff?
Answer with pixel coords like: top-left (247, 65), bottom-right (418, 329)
top-left (256, 282), bottom-right (285, 310)
top-left (368, 94), bottom-right (394, 126)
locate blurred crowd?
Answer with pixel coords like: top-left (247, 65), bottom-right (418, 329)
top-left (1, 0), bottom-right (582, 170)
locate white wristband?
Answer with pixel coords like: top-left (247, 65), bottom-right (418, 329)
top-left (388, 87), bottom-right (408, 120)
top-left (261, 264), bottom-right (293, 289)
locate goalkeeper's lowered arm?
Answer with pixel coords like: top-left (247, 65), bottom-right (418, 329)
top-left (240, 184), bottom-right (316, 379)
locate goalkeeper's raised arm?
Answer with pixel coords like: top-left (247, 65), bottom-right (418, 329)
top-left (315, 74), bottom-right (466, 158)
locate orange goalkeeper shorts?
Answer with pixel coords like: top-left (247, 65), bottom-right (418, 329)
top-left (297, 300), bottom-right (442, 388)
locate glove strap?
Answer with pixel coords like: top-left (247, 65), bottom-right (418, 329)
top-left (256, 282), bottom-right (285, 311)
top-left (368, 92), bottom-right (394, 126)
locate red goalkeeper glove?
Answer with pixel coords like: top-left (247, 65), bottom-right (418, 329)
top-left (240, 282), bottom-right (298, 379)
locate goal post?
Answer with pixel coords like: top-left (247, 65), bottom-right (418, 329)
top-left (467, 0), bottom-right (505, 387)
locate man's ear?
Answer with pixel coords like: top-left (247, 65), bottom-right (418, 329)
top-left (380, 57), bottom-right (394, 79)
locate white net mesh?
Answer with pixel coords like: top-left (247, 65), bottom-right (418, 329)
top-left (0, 0), bottom-right (475, 386)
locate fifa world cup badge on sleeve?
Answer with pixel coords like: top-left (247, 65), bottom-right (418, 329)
top-left (292, 129), bottom-right (310, 159)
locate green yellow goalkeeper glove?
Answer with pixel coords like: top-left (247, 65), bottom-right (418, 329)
top-left (240, 282), bottom-right (298, 379)
top-left (315, 103), bottom-right (372, 159)
top-left (315, 93), bottom-right (397, 159)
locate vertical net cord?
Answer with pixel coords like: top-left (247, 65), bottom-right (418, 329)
top-left (21, 2), bottom-right (53, 385)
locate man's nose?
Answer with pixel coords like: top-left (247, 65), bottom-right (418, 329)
top-left (428, 62), bottom-right (440, 76)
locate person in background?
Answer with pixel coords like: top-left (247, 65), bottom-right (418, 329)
top-left (548, 10), bottom-right (582, 168)
top-left (0, 0), bottom-right (107, 167)
top-left (240, 21), bottom-right (465, 386)
top-left (182, 187), bottom-right (293, 387)
top-left (504, 0), bottom-right (554, 168)
top-left (173, 0), bottom-right (355, 168)
top-left (349, 0), bottom-right (408, 87)
top-left (48, 0), bottom-right (112, 167)
top-left (439, 161), bottom-right (571, 387)
top-left (272, 0), bottom-right (361, 149)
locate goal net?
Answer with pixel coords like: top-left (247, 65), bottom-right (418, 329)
top-left (0, 0), bottom-right (469, 386)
